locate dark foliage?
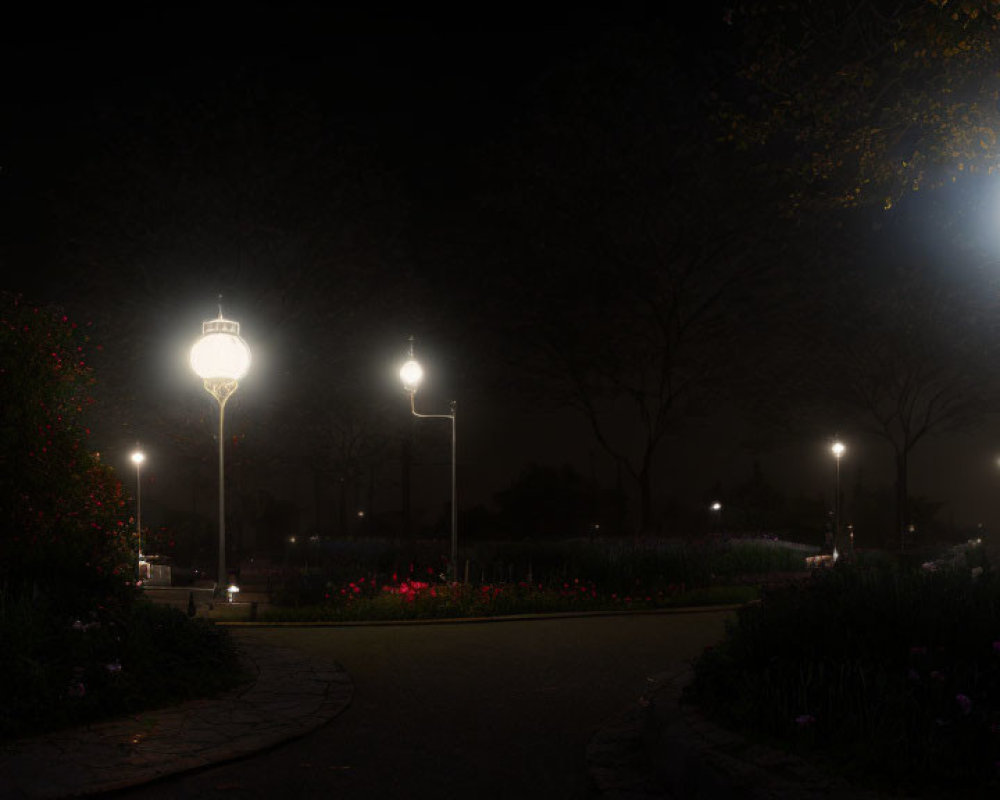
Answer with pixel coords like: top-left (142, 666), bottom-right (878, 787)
top-left (690, 555), bottom-right (1000, 794)
top-left (0, 596), bottom-right (246, 741)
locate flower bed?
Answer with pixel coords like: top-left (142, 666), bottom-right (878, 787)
top-left (260, 570), bottom-right (757, 623)
top-left (263, 536), bottom-right (807, 621)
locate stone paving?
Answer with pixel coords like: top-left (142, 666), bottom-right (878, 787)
top-left (0, 642), bottom-right (352, 799)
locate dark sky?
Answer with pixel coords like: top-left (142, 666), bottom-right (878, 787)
top-left (3, 5), bottom-right (999, 544)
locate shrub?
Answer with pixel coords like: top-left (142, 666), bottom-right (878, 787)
top-left (0, 293), bottom-right (135, 613)
top-left (689, 560), bottom-right (1000, 794)
top-left (0, 593), bottom-right (247, 741)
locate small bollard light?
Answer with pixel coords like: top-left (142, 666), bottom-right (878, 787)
top-left (227, 584), bottom-right (240, 603)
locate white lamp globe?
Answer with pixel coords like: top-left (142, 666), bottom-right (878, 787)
top-left (191, 316), bottom-right (251, 381)
top-left (400, 359), bottom-right (424, 393)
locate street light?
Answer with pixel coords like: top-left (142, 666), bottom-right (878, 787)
top-left (400, 336), bottom-right (457, 582)
top-left (130, 447), bottom-right (145, 578)
top-left (831, 440), bottom-right (845, 555)
top-left (190, 304), bottom-right (251, 590)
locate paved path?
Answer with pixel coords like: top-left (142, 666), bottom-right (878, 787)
top-left (1, 643), bottom-right (351, 799)
top-left (97, 610), bottom-right (732, 799)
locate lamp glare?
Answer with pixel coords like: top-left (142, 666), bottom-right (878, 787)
top-left (400, 359), bottom-right (424, 392)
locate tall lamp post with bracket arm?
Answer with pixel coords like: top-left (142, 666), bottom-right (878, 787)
top-left (400, 337), bottom-right (458, 582)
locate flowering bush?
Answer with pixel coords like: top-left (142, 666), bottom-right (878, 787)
top-left (0, 293), bottom-right (134, 612)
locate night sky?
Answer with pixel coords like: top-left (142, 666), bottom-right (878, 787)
top-left (4, 5), bottom-right (1000, 548)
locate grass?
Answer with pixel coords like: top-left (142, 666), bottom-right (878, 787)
top-left (0, 592), bottom-right (250, 741)
top-left (687, 548), bottom-right (1000, 796)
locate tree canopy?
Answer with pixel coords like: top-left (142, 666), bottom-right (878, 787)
top-left (725, 0), bottom-right (1000, 210)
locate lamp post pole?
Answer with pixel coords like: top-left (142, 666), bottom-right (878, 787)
top-left (191, 305), bottom-right (251, 591)
top-left (215, 390), bottom-right (229, 588)
top-left (400, 337), bottom-right (458, 582)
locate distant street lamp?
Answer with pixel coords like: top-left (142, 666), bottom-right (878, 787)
top-left (190, 305), bottom-right (251, 590)
top-left (130, 447), bottom-right (145, 577)
top-left (400, 336), bottom-right (458, 582)
top-left (710, 501), bottom-right (722, 532)
top-left (831, 440), bottom-right (846, 554)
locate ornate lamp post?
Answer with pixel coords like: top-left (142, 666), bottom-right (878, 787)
top-left (130, 447), bottom-right (145, 577)
top-left (190, 306), bottom-right (251, 590)
top-left (400, 337), bottom-right (458, 582)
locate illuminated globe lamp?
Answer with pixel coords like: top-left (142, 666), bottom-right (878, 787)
top-left (400, 357), bottom-right (424, 395)
top-left (190, 309), bottom-right (251, 592)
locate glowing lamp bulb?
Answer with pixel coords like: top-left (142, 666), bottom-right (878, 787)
top-left (832, 442), bottom-right (845, 458)
top-left (131, 451), bottom-right (145, 465)
top-left (400, 359), bottom-right (424, 393)
top-left (191, 316), bottom-right (251, 381)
